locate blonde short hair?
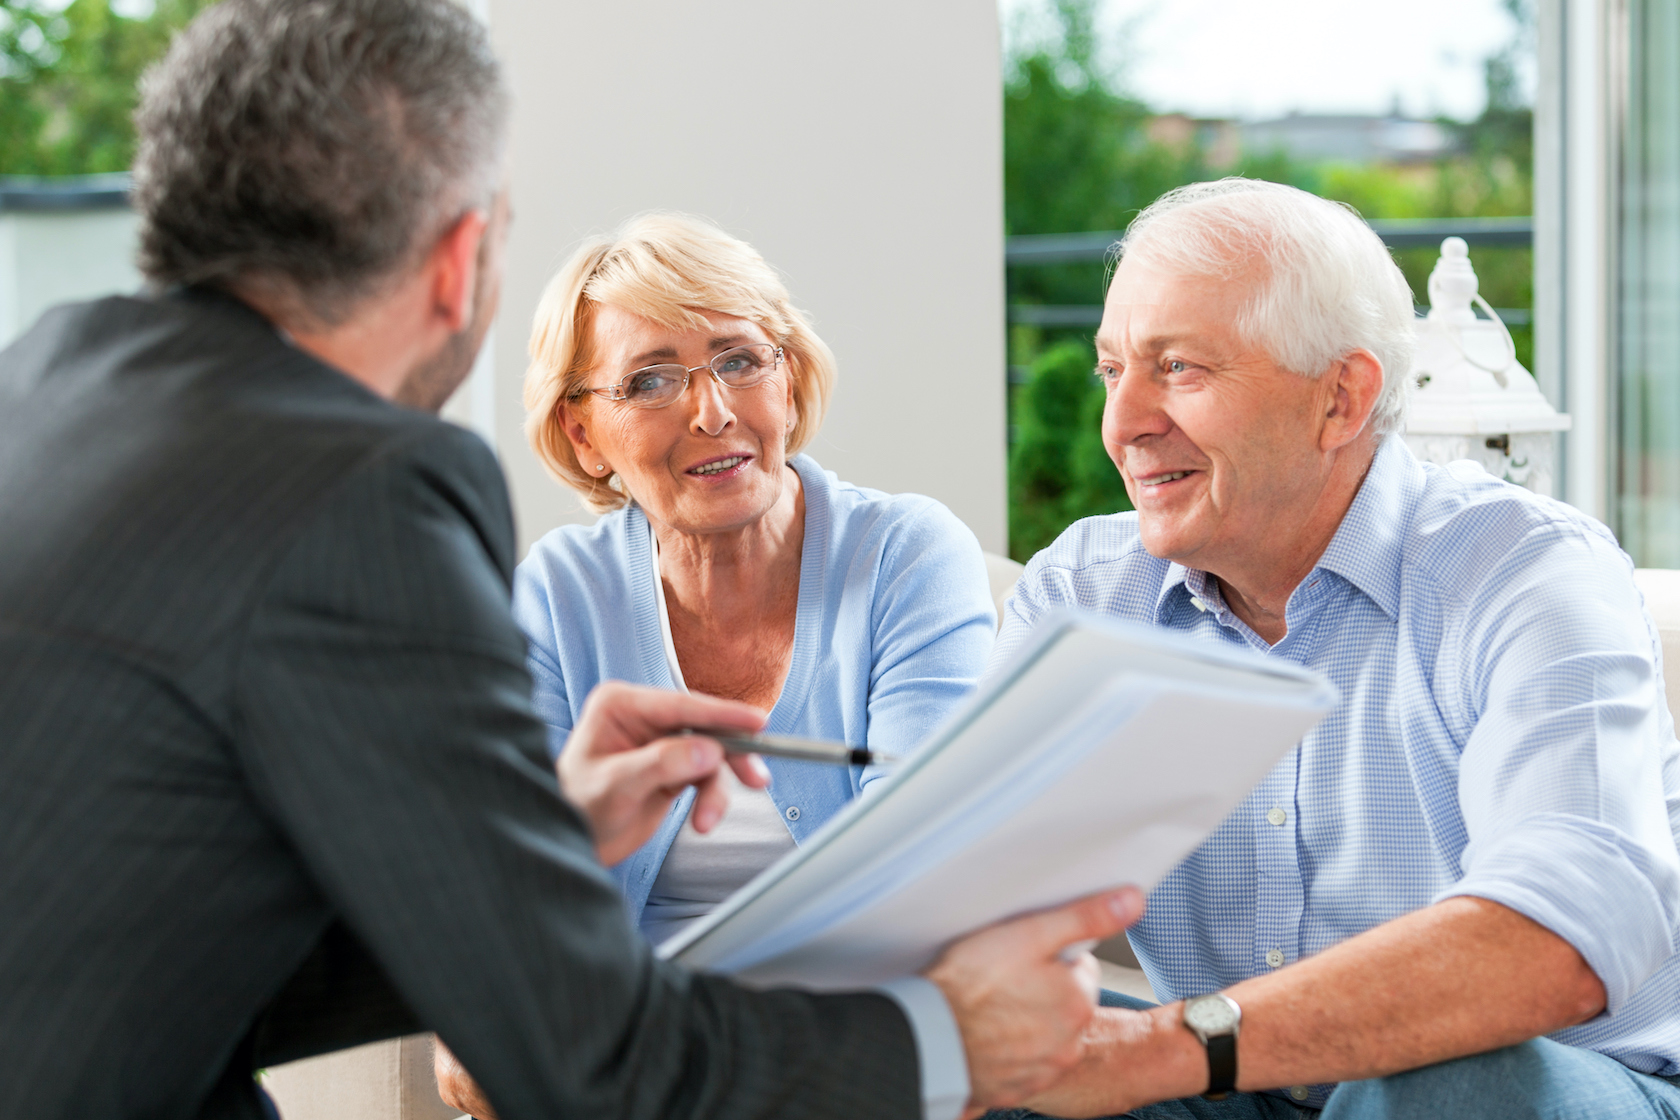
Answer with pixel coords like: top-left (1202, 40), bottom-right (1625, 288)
top-left (525, 212), bottom-right (837, 513)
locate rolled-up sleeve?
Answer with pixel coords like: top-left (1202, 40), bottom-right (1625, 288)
top-left (1437, 523), bottom-right (1680, 1014)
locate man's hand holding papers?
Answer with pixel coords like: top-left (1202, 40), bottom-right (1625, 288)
top-left (552, 681), bottom-right (1153, 1118)
top-left (927, 887), bottom-right (1146, 1116)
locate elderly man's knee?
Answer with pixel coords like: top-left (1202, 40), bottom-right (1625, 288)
top-left (1323, 1040), bottom-right (1575, 1119)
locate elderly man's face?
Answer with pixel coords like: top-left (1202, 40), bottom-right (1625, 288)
top-left (1097, 256), bottom-right (1342, 574)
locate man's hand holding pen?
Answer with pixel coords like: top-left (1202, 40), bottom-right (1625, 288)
top-left (559, 681), bottom-right (772, 866)
top-left (561, 683), bottom-right (898, 866)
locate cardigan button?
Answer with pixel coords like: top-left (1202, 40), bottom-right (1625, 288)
top-left (785, 805), bottom-right (801, 822)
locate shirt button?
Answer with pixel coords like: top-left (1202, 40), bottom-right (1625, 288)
top-left (784, 806), bottom-right (801, 822)
top-left (1290, 1086), bottom-right (1310, 1101)
top-left (1266, 806), bottom-right (1287, 827)
top-left (1266, 948), bottom-right (1285, 968)
top-left (1190, 596), bottom-right (1208, 612)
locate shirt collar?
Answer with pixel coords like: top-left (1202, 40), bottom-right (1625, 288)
top-left (1150, 434), bottom-right (1420, 625)
top-left (1154, 561), bottom-right (1195, 623)
top-left (1306, 434), bottom-right (1420, 621)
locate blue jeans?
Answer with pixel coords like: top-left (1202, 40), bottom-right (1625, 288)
top-left (990, 992), bottom-right (1680, 1119)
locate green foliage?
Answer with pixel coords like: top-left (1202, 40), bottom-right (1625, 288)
top-left (0, 0), bottom-right (212, 176)
top-left (1008, 339), bottom-right (1130, 560)
top-left (1004, 0), bottom-right (1537, 560)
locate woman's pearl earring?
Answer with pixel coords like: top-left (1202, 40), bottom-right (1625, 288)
top-left (595, 463), bottom-right (606, 473)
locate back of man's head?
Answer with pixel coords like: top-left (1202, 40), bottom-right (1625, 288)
top-left (132, 0), bottom-right (507, 328)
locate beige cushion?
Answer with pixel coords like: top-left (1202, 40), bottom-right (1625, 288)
top-left (983, 551), bottom-right (1024, 628)
top-left (262, 1033), bottom-right (460, 1120)
top-left (1633, 570), bottom-right (1680, 717)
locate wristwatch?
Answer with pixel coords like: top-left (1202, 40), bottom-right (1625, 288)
top-left (1182, 993), bottom-right (1242, 1099)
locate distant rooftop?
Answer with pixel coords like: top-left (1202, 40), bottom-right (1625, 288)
top-left (1147, 112), bottom-right (1460, 167)
top-left (1243, 113), bottom-right (1459, 164)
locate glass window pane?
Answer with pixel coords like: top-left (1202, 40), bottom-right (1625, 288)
top-left (1618, 0), bottom-right (1680, 565)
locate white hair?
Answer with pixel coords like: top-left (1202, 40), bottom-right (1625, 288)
top-left (1116, 178), bottom-right (1416, 436)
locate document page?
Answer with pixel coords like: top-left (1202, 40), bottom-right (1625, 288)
top-left (661, 610), bottom-right (1336, 990)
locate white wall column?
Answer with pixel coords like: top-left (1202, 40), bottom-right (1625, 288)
top-left (484, 0), bottom-right (1008, 553)
top-left (0, 184), bottom-right (138, 350)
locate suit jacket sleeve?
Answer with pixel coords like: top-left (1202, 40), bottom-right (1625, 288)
top-left (230, 422), bottom-right (921, 1120)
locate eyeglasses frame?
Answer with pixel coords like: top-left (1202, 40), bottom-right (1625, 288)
top-left (578, 344), bottom-right (785, 409)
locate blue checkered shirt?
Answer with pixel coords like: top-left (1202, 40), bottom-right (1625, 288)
top-left (993, 436), bottom-right (1680, 1104)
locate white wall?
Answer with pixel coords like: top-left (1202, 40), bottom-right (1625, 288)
top-left (482, 0), bottom-right (1008, 554)
top-left (0, 0), bottom-right (1010, 555)
top-left (0, 209), bottom-right (140, 348)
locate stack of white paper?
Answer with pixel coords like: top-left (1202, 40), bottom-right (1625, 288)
top-left (660, 609), bottom-right (1337, 990)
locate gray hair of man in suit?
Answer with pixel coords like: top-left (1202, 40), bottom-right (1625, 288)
top-left (131, 0), bottom-right (509, 410)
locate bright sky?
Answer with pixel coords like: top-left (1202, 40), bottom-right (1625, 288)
top-left (1003, 0), bottom-right (1533, 122)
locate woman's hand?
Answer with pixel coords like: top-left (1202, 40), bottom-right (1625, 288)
top-left (434, 1038), bottom-right (498, 1119)
top-left (560, 680), bottom-right (772, 865)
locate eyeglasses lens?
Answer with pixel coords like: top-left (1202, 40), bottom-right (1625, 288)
top-left (620, 368), bottom-right (686, 406)
top-left (711, 344), bottom-right (776, 386)
top-left (617, 344), bottom-right (778, 408)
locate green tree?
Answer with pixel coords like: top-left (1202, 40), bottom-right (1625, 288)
top-left (0, 0), bottom-right (212, 176)
top-left (1010, 340), bottom-right (1104, 558)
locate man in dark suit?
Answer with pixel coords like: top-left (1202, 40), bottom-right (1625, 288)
top-left (0, 1), bottom-right (1138, 1118)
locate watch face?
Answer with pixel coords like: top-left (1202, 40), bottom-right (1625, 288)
top-left (1184, 995), bottom-right (1240, 1034)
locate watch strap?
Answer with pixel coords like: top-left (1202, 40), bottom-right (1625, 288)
top-left (1203, 1032), bottom-right (1237, 1100)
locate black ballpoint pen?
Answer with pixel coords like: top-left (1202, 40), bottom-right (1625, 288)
top-left (680, 729), bottom-right (899, 767)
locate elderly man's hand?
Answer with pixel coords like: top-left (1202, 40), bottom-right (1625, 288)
top-left (926, 886), bottom-right (1146, 1116)
top-left (560, 681), bottom-right (772, 866)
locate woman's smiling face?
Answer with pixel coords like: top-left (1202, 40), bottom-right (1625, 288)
top-left (559, 305), bottom-right (797, 537)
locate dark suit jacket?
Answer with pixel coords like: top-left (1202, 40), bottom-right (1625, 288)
top-left (0, 290), bottom-right (921, 1120)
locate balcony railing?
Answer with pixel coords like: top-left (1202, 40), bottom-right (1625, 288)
top-left (1007, 216), bottom-right (1534, 265)
top-left (0, 174), bottom-right (131, 212)
top-left (1006, 216), bottom-right (1535, 331)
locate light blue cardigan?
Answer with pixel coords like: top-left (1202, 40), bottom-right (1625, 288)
top-left (511, 454), bottom-right (996, 926)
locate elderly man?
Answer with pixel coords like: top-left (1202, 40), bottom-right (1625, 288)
top-left (994, 180), bottom-right (1680, 1118)
top-left (0, 2), bottom-right (1135, 1118)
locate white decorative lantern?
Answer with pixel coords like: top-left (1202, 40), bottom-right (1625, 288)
top-left (1402, 237), bottom-right (1571, 496)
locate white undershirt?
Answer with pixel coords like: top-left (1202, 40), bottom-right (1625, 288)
top-left (639, 523), bottom-right (796, 947)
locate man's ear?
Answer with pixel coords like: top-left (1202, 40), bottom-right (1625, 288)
top-left (429, 208), bottom-right (490, 333)
top-left (1321, 349), bottom-right (1385, 452)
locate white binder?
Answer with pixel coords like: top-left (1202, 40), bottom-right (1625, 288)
top-left (660, 609), bottom-right (1337, 990)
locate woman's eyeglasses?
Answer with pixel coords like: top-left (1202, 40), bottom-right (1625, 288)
top-left (581, 343), bottom-right (783, 410)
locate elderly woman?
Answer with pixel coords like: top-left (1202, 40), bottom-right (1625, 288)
top-left (436, 213), bottom-right (997, 1118)
top-left (514, 213), bottom-right (996, 944)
